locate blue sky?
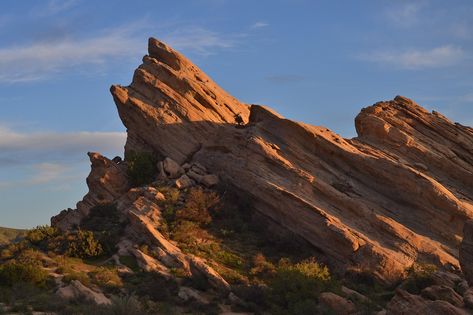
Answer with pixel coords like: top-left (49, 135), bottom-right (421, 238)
top-left (1, 0), bottom-right (472, 228)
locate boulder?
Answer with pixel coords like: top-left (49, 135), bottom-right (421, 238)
top-left (201, 174), bottom-right (219, 187)
top-left (178, 286), bottom-right (209, 305)
top-left (421, 285), bottom-right (464, 307)
top-left (460, 220), bottom-right (473, 286)
top-left (386, 289), bottom-right (468, 315)
top-left (56, 280), bottom-right (111, 305)
top-left (51, 152), bottom-right (129, 230)
top-left (163, 157), bottom-right (184, 178)
top-left (175, 174), bottom-right (193, 189)
top-left (318, 292), bottom-right (356, 314)
top-left (463, 288), bottom-right (473, 309)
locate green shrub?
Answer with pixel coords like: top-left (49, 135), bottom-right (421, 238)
top-left (176, 187), bottom-right (220, 225)
top-left (26, 225), bottom-right (59, 246)
top-left (250, 253), bottom-right (276, 279)
top-left (269, 258), bottom-right (333, 314)
top-left (0, 260), bottom-right (48, 287)
top-left (66, 230), bottom-right (103, 258)
top-left (126, 151), bottom-right (157, 187)
top-left (81, 204), bottom-right (125, 255)
top-left (402, 263), bottom-right (437, 294)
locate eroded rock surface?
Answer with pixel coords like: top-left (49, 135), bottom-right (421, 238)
top-left (107, 38), bottom-right (473, 282)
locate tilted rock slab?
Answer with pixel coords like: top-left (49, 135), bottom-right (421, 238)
top-left (106, 38), bottom-right (472, 282)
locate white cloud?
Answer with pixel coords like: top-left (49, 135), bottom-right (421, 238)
top-left (162, 27), bottom-right (236, 56)
top-left (251, 22), bottom-right (269, 29)
top-left (361, 45), bottom-right (464, 69)
top-left (0, 27), bottom-right (144, 83)
top-left (0, 125), bottom-right (126, 163)
top-left (34, 0), bottom-right (80, 16)
top-left (386, 2), bottom-right (426, 27)
top-left (27, 163), bottom-right (70, 185)
top-left (0, 22), bottom-right (238, 83)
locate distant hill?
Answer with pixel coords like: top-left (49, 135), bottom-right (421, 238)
top-left (0, 226), bottom-right (27, 245)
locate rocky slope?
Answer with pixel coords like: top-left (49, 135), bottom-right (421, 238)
top-left (105, 38), bottom-right (473, 281)
top-left (48, 37), bottom-right (473, 314)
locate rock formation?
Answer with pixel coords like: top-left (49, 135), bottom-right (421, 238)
top-left (102, 37), bottom-right (473, 282)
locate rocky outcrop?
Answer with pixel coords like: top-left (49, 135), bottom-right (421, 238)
top-left (386, 289), bottom-right (469, 315)
top-left (460, 220), bottom-right (473, 286)
top-left (108, 38), bottom-right (473, 282)
top-left (56, 280), bottom-right (111, 305)
top-left (52, 152), bottom-right (129, 230)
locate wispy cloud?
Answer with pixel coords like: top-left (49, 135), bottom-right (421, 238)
top-left (0, 21), bottom-right (239, 83)
top-left (251, 21), bottom-right (269, 29)
top-left (0, 125), bottom-right (126, 165)
top-left (0, 27), bottom-right (144, 83)
top-left (162, 27), bottom-right (236, 56)
top-left (386, 2), bottom-right (426, 27)
top-left (360, 45), bottom-right (465, 69)
top-left (27, 163), bottom-right (70, 185)
top-left (35, 0), bottom-right (80, 17)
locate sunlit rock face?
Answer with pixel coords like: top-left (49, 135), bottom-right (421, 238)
top-left (84, 37), bottom-right (473, 282)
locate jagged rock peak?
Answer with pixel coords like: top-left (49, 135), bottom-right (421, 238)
top-left (110, 37), bottom-right (250, 163)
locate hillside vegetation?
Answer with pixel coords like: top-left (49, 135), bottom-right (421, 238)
top-left (0, 227), bottom-right (26, 245)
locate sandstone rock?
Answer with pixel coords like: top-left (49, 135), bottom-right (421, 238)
top-left (318, 292), bottom-right (356, 314)
top-left (175, 174), bottom-right (193, 189)
top-left (386, 289), bottom-right (468, 315)
top-left (189, 255), bottom-right (230, 293)
top-left (187, 169), bottom-right (203, 182)
top-left (201, 174), bottom-right (219, 187)
top-left (109, 38), bottom-right (473, 282)
top-left (51, 152), bottom-right (129, 230)
top-left (156, 161), bottom-right (167, 180)
top-left (463, 288), bottom-right (473, 309)
top-left (131, 248), bottom-right (171, 277)
top-left (163, 157), bottom-right (184, 178)
top-left (178, 286), bottom-right (209, 305)
top-left (341, 285), bottom-right (370, 303)
top-left (431, 271), bottom-right (463, 289)
top-left (460, 220), bottom-right (473, 286)
top-left (56, 280), bottom-right (111, 305)
top-left (421, 285), bottom-right (464, 307)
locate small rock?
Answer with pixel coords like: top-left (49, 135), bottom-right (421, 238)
top-left (421, 285), bottom-right (464, 307)
top-left (228, 292), bottom-right (246, 307)
top-left (175, 174), bottom-right (193, 189)
top-left (163, 157), bottom-right (184, 178)
top-left (178, 286), bottom-right (209, 305)
top-left (187, 169), bottom-right (204, 182)
top-left (182, 163), bottom-right (191, 171)
top-left (319, 292), bottom-right (356, 315)
top-left (457, 280), bottom-right (469, 295)
top-left (463, 288), bottom-right (473, 309)
top-left (190, 162), bottom-right (207, 175)
top-left (56, 280), bottom-right (111, 305)
top-left (156, 161), bottom-right (167, 180)
top-left (341, 285), bottom-right (370, 303)
top-left (201, 174), bottom-right (219, 187)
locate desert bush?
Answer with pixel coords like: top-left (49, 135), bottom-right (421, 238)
top-left (402, 263), bottom-right (437, 294)
top-left (0, 260), bottom-right (48, 287)
top-left (175, 187), bottom-right (220, 225)
top-left (126, 151), bottom-right (157, 187)
top-left (66, 229), bottom-right (103, 258)
top-left (250, 253), bottom-right (276, 279)
top-left (81, 203), bottom-right (125, 256)
top-left (269, 258), bottom-right (333, 314)
top-left (90, 267), bottom-right (123, 289)
top-left (26, 225), bottom-right (59, 246)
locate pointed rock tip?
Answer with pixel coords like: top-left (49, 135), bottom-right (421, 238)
top-left (147, 37), bottom-right (181, 71)
top-left (394, 95), bottom-right (415, 105)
